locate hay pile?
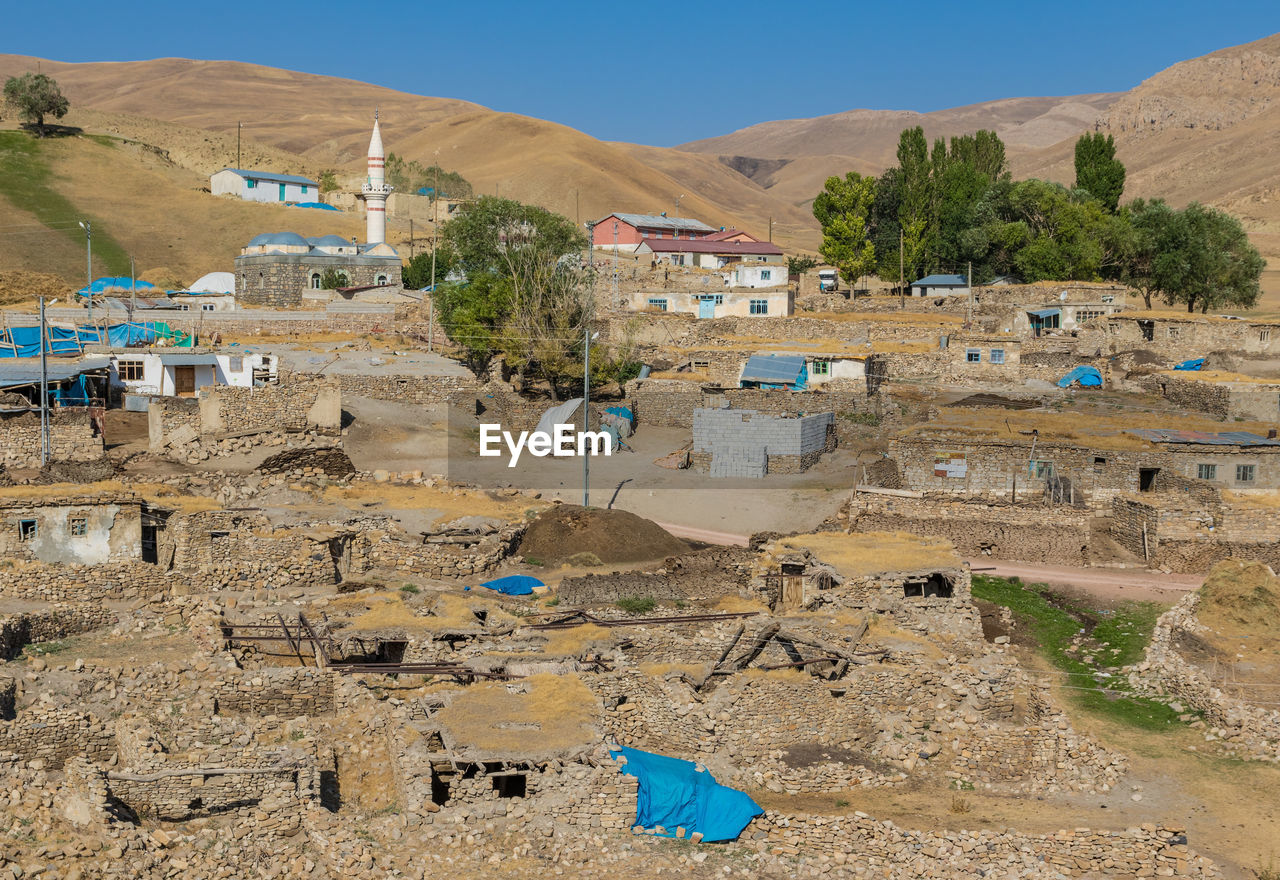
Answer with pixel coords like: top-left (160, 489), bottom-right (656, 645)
top-left (434, 673), bottom-right (598, 758)
top-left (1197, 560), bottom-right (1280, 637)
top-left (518, 505), bottom-right (688, 566)
top-left (777, 531), bottom-right (959, 578)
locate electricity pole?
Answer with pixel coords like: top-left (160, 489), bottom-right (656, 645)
top-left (39, 296), bottom-right (49, 465)
top-left (899, 228), bottom-right (904, 310)
top-left (79, 221), bottom-right (93, 325)
top-left (966, 261), bottom-right (973, 325)
top-left (409, 219), bottom-right (414, 260)
top-left (583, 221), bottom-right (597, 509)
top-left (130, 254), bottom-right (136, 320)
top-left (429, 162), bottom-right (439, 353)
top-left (768, 216), bottom-right (773, 243)
top-left (237, 121), bottom-right (241, 168)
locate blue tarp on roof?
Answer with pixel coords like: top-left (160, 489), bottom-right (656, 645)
top-left (76, 277), bottom-right (157, 297)
top-left (604, 406), bottom-right (634, 426)
top-left (740, 354), bottom-right (807, 388)
top-left (0, 357), bottom-right (110, 389)
top-left (1057, 365), bottom-right (1102, 388)
top-left (610, 747), bottom-right (762, 842)
top-left (1028, 308), bottom-right (1061, 319)
top-left (221, 168), bottom-right (318, 186)
top-left (1, 322), bottom-right (189, 357)
top-left (1174, 358), bottom-right (1205, 371)
top-left (292, 201), bottom-right (340, 211)
top-left (479, 575), bottom-right (544, 596)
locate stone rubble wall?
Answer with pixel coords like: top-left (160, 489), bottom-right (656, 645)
top-left (350, 526), bottom-right (524, 579)
top-left (0, 561), bottom-right (178, 602)
top-left (0, 708), bottom-right (115, 769)
top-left (202, 377), bottom-right (337, 435)
top-left (212, 668), bottom-right (337, 717)
top-left (849, 494), bottom-right (1092, 565)
top-left (305, 371), bottom-right (480, 408)
top-left (0, 411), bottom-right (104, 469)
top-left (1127, 593), bottom-right (1280, 762)
top-left (0, 603), bottom-right (119, 660)
top-left (1112, 495), bottom-right (1280, 572)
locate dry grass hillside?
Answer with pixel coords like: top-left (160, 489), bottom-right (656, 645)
top-left (0, 54), bottom-right (821, 253)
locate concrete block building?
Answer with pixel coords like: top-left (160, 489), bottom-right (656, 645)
top-left (210, 169), bottom-right (319, 204)
top-left (692, 407), bottom-right (836, 477)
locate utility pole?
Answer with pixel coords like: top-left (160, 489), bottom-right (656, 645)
top-left (899, 228), bottom-right (904, 310)
top-left (39, 297), bottom-right (49, 466)
top-left (674, 193), bottom-right (683, 217)
top-left (409, 219), bottom-right (414, 260)
top-left (130, 254), bottom-right (136, 321)
top-left (429, 163), bottom-right (439, 353)
top-left (611, 221), bottom-right (619, 308)
top-left (967, 261), bottom-right (973, 325)
top-left (575, 189), bottom-right (580, 227)
top-left (78, 221), bottom-right (92, 325)
top-left (583, 221), bottom-right (597, 509)
top-left (237, 121), bottom-right (241, 169)
top-left (768, 216), bottom-right (773, 243)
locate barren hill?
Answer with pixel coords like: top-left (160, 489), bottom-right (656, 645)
top-left (0, 55), bottom-right (820, 252)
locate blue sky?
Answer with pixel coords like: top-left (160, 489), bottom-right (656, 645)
top-left (3, 1), bottom-right (1276, 145)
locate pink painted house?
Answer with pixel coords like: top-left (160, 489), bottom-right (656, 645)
top-left (591, 212), bottom-right (717, 251)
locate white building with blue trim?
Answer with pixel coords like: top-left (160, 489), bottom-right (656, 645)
top-left (211, 168), bottom-right (320, 204)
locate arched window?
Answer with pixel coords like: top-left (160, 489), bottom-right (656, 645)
top-left (258, 272), bottom-right (265, 289)
top-left (337, 272), bottom-right (350, 287)
top-left (311, 273), bottom-right (322, 289)
top-left (376, 274), bottom-right (388, 285)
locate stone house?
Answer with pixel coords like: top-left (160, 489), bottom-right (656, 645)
top-left (0, 492), bottom-right (144, 565)
top-left (1080, 313), bottom-right (1280, 360)
top-left (234, 233), bottom-right (401, 308)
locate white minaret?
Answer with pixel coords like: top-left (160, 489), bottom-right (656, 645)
top-left (360, 110), bottom-right (392, 244)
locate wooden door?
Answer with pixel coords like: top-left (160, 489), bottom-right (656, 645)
top-left (174, 366), bottom-right (196, 397)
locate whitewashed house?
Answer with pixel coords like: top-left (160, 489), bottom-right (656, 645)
top-left (211, 169), bottom-right (319, 204)
top-left (110, 352), bottom-right (277, 399)
top-left (909, 274), bottom-right (969, 297)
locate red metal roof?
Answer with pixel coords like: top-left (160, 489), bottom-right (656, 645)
top-left (639, 239), bottom-right (783, 256)
top-left (704, 229), bottom-right (761, 242)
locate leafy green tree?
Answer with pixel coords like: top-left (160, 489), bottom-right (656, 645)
top-left (1153, 203), bottom-right (1264, 313)
top-left (1119, 199), bottom-right (1172, 308)
top-left (813, 172), bottom-right (877, 288)
top-left (319, 269), bottom-right (349, 290)
top-left (385, 152), bottom-right (473, 199)
top-left (3, 73), bottom-right (69, 137)
top-left (317, 169), bottom-right (340, 193)
top-left (1073, 133), bottom-right (1126, 213)
top-left (402, 244), bottom-right (459, 290)
top-left (787, 255), bottom-right (819, 276)
top-left (438, 197), bottom-right (595, 395)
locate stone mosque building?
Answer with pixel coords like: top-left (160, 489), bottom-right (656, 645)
top-left (233, 115), bottom-right (401, 307)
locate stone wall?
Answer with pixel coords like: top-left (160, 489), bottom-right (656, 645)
top-left (849, 494), bottom-right (1093, 565)
top-left (350, 525), bottom-right (524, 579)
top-left (0, 411), bottom-right (103, 469)
top-left (320, 372), bottom-right (479, 408)
top-left (1111, 495), bottom-right (1280, 572)
top-left (0, 561), bottom-right (179, 602)
top-left (0, 708), bottom-right (115, 769)
top-left (692, 408), bottom-right (835, 478)
top-left (212, 668), bottom-right (337, 717)
top-left (198, 377), bottom-right (340, 436)
top-left (557, 549), bottom-right (752, 606)
top-left (0, 604), bottom-right (118, 660)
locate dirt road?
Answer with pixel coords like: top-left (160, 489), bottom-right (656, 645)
top-left (966, 559), bottom-right (1203, 603)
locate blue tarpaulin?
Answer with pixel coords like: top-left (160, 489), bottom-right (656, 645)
top-left (610, 747), bottom-right (762, 842)
top-left (604, 406), bottom-right (634, 426)
top-left (740, 354), bottom-right (807, 390)
top-left (76, 277), bottom-right (156, 297)
top-left (1057, 365), bottom-right (1102, 388)
top-left (478, 575), bottom-right (544, 596)
top-left (0, 321), bottom-right (190, 357)
top-left (1174, 358), bottom-right (1205, 371)
top-left (292, 202), bottom-right (340, 211)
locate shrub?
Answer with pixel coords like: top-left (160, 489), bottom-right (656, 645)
top-left (616, 597), bottom-right (656, 615)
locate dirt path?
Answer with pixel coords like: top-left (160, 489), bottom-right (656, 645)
top-left (652, 521), bottom-right (749, 547)
top-left (968, 559), bottom-right (1203, 603)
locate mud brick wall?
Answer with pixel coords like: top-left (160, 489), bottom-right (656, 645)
top-left (0, 411), bottom-right (104, 469)
top-left (0, 604), bottom-right (118, 660)
top-left (212, 669), bottom-right (337, 717)
top-left (0, 709), bottom-right (115, 768)
top-left (850, 495), bottom-right (1092, 565)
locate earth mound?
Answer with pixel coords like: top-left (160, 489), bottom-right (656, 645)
top-left (518, 505), bottom-right (688, 566)
top-left (1198, 559), bottom-right (1280, 636)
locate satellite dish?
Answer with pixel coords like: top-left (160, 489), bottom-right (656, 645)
top-left (1060, 291), bottom-right (1068, 301)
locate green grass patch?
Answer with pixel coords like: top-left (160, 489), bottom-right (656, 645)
top-left (971, 574), bottom-right (1182, 729)
top-left (24, 639), bottom-right (72, 657)
top-left (615, 596), bottom-right (657, 615)
top-left (0, 131), bottom-right (130, 275)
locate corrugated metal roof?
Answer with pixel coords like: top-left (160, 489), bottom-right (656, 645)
top-left (598, 213), bottom-right (716, 233)
top-left (1128, 429), bottom-right (1280, 447)
top-left (740, 354), bottom-right (806, 384)
top-left (157, 353), bottom-right (219, 366)
top-left (1028, 308), bottom-right (1061, 318)
top-left (220, 168), bottom-right (319, 186)
top-left (912, 274), bottom-right (968, 286)
top-left (0, 358), bottom-right (110, 388)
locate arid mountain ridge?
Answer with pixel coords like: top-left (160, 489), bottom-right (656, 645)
top-left (0, 34), bottom-right (1277, 286)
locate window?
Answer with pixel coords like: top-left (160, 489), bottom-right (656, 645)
top-left (311, 273), bottom-right (322, 289)
top-left (1032, 460), bottom-right (1054, 480)
top-left (1262, 329), bottom-right (1272, 344)
top-left (1196, 463), bottom-right (1217, 480)
top-left (179, 304), bottom-right (190, 311)
top-left (1237, 464), bottom-right (1256, 483)
top-left (301, 185), bottom-right (308, 194)
top-left (201, 303), bottom-right (215, 312)
top-left (258, 273), bottom-right (265, 289)
top-left (647, 298), bottom-right (668, 312)
top-left (760, 269), bottom-right (772, 281)
top-left (376, 274), bottom-right (388, 285)
top-left (1168, 326), bottom-right (1180, 339)
top-left (228, 357), bottom-right (243, 372)
top-left (749, 299), bottom-right (768, 315)
top-left (1093, 456), bottom-right (1107, 466)
top-left (68, 517), bottom-right (87, 536)
top-left (18, 520), bottom-right (36, 541)
top-left (691, 360), bottom-right (711, 371)
top-left (117, 360), bottom-right (144, 382)
top-left (965, 348), bottom-right (981, 363)
top-left (209, 531), bottom-right (230, 540)
top-left (812, 360), bottom-right (830, 376)
top-left (990, 349), bottom-right (1005, 364)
